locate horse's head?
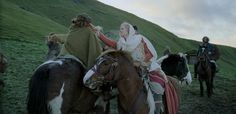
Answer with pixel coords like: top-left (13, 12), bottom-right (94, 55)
top-left (84, 51), bottom-right (151, 113)
top-left (45, 34), bottom-right (61, 60)
top-left (0, 53), bottom-right (7, 73)
top-left (158, 53), bottom-right (192, 85)
top-left (83, 50), bottom-right (132, 91)
top-left (198, 46), bottom-right (208, 62)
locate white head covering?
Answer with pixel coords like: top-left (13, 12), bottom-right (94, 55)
top-left (117, 22), bottom-right (161, 71)
top-left (120, 22), bottom-right (136, 39)
top-left (117, 22), bottom-right (141, 51)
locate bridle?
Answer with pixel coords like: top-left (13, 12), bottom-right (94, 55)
top-left (93, 55), bottom-right (147, 113)
top-left (91, 55), bottom-right (119, 84)
top-left (198, 47), bottom-right (211, 71)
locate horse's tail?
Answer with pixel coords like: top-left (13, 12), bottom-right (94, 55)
top-left (27, 65), bottom-right (50, 114)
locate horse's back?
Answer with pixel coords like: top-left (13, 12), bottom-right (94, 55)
top-left (28, 58), bottom-right (86, 114)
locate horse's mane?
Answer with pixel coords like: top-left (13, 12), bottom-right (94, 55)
top-left (99, 49), bottom-right (133, 62)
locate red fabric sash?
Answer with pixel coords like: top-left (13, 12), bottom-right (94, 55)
top-left (149, 71), bottom-right (179, 114)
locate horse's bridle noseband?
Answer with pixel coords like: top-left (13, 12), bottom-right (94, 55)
top-left (91, 55), bottom-right (119, 84)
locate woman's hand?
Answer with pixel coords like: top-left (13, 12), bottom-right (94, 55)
top-left (89, 24), bottom-right (103, 36)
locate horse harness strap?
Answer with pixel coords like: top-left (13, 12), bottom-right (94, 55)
top-left (201, 53), bottom-right (211, 71)
top-left (92, 56), bottom-right (119, 83)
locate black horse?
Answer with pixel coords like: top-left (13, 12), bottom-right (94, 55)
top-left (196, 46), bottom-right (216, 97)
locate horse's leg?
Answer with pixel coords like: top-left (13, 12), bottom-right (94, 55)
top-left (208, 71), bottom-right (213, 97)
top-left (105, 101), bottom-right (110, 114)
top-left (194, 63), bottom-right (198, 78)
top-left (199, 78), bottom-right (204, 97)
top-left (211, 74), bottom-right (215, 94)
top-left (211, 69), bottom-right (215, 90)
top-left (206, 79), bottom-right (211, 98)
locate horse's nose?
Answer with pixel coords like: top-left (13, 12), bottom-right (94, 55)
top-left (84, 79), bottom-right (98, 90)
top-left (84, 78), bottom-right (91, 87)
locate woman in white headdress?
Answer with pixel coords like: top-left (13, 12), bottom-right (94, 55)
top-left (94, 22), bottom-right (169, 114)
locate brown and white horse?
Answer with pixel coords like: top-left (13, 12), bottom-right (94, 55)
top-left (27, 40), bottom-right (106, 114)
top-left (157, 53), bottom-right (192, 85)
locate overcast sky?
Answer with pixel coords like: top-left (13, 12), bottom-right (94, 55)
top-left (98, 0), bottom-right (236, 48)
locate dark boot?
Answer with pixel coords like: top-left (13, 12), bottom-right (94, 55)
top-left (210, 60), bottom-right (219, 73)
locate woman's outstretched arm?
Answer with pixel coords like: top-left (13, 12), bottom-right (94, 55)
top-left (98, 32), bottom-right (117, 49)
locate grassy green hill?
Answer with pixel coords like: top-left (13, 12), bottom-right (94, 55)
top-left (0, 0), bottom-right (235, 113)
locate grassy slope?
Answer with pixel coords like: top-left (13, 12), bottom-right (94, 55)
top-left (0, 0), bottom-right (67, 42)
top-left (0, 0), bottom-right (235, 113)
top-left (5, 0), bottom-right (236, 76)
top-left (0, 0), bottom-right (67, 113)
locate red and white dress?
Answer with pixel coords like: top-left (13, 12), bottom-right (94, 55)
top-left (98, 23), bottom-right (179, 114)
top-left (98, 24), bottom-right (160, 72)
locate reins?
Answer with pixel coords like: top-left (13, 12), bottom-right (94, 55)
top-left (92, 55), bottom-right (119, 84)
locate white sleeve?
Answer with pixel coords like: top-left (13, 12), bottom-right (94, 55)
top-left (149, 61), bottom-right (161, 71)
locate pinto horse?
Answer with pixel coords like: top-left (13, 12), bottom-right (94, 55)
top-left (157, 53), bottom-right (192, 85)
top-left (27, 40), bottom-right (106, 114)
top-left (83, 50), bottom-right (181, 114)
top-left (196, 46), bottom-right (216, 97)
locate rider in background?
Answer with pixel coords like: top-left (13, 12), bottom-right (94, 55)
top-left (197, 36), bottom-right (215, 57)
top-left (194, 36), bottom-right (219, 78)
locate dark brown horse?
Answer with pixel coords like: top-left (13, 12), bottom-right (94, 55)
top-left (0, 52), bottom-right (7, 87)
top-left (27, 40), bottom-right (106, 114)
top-left (196, 46), bottom-right (216, 97)
top-left (83, 50), bottom-right (181, 114)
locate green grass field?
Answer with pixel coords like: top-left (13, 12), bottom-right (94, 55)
top-left (0, 0), bottom-right (236, 113)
